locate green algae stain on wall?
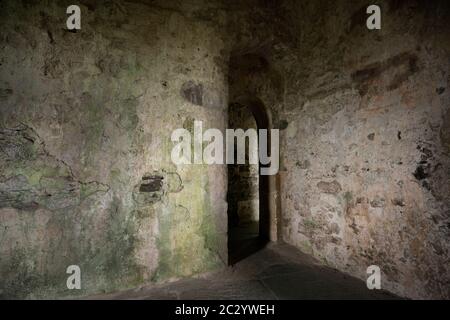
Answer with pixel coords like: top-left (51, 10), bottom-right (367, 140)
top-left (0, 125), bottom-right (146, 299)
top-left (0, 195), bottom-right (148, 299)
top-left (154, 165), bottom-right (221, 282)
top-left (73, 197), bottom-right (146, 297)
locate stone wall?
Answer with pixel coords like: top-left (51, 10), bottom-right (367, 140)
top-left (277, 0), bottom-right (450, 299)
top-left (0, 0), bottom-right (229, 298)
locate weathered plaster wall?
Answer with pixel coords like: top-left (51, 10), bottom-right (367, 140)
top-left (278, 0), bottom-right (450, 299)
top-left (0, 0), bottom-right (229, 298)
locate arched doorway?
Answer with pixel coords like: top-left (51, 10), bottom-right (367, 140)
top-left (227, 98), bottom-right (271, 265)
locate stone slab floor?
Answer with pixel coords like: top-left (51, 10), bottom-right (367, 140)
top-left (88, 243), bottom-right (400, 300)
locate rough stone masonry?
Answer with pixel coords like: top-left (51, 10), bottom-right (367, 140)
top-left (0, 0), bottom-right (449, 299)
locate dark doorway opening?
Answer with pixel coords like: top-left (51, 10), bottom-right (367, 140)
top-left (227, 99), bottom-right (270, 265)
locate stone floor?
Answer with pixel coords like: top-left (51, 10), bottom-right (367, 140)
top-left (88, 243), bottom-right (400, 300)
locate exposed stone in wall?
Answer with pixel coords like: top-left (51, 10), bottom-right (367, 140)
top-left (181, 81), bottom-right (203, 107)
top-left (351, 52), bottom-right (419, 96)
top-left (317, 180), bottom-right (342, 195)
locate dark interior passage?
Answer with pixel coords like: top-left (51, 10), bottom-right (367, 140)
top-left (227, 100), bottom-right (270, 265)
